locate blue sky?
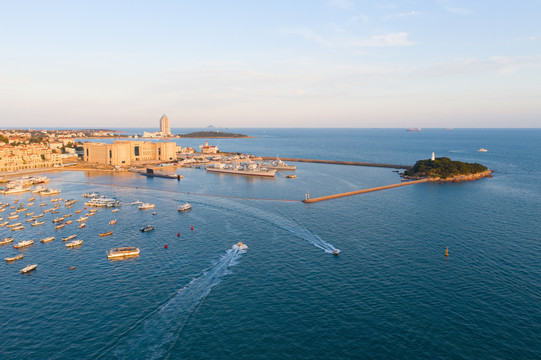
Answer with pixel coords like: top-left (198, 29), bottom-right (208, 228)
top-left (1, 0), bottom-right (540, 128)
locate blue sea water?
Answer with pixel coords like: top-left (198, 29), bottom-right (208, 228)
top-left (1, 128), bottom-right (540, 359)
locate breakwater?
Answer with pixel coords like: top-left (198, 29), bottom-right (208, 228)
top-left (261, 157), bottom-right (411, 169)
top-left (303, 179), bottom-right (429, 203)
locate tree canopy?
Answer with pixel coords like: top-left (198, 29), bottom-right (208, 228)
top-left (404, 157), bottom-right (488, 179)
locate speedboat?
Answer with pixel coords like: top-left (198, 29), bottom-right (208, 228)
top-left (140, 225), bottom-right (155, 232)
top-left (177, 202), bottom-right (192, 211)
top-left (332, 249), bottom-right (340, 256)
top-left (109, 219), bottom-right (117, 225)
top-left (478, 148), bottom-right (488, 152)
top-left (232, 242), bottom-right (248, 251)
top-left (20, 264), bottom-right (37, 273)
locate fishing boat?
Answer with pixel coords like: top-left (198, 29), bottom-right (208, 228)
top-left (51, 210), bottom-right (60, 214)
top-left (0, 237), bottom-right (14, 245)
top-left (32, 220), bottom-right (45, 226)
top-left (138, 203), bottom-right (155, 210)
top-left (1, 186), bottom-right (31, 195)
top-left (99, 231), bottom-right (113, 237)
top-left (7, 222), bottom-right (22, 228)
top-left (40, 236), bottom-right (55, 243)
top-left (0, 221), bottom-right (9, 227)
top-left (66, 240), bottom-right (83, 248)
top-left (52, 217), bottom-right (65, 223)
top-left (39, 203), bottom-right (48, 207)
top-left (112, 208), bottom-right (120, 213)
top-left (32, 214), bottom-right (43, 218)
top-left (89, 209), bottom-right (98, 213)
top-left (286, 175), bottom-right (297, 178)
top-left (140, 225), bottom-right (155, 232)
top-left (55, 224), bottom-right (66, 230)
top-left (82, 192), bottom-right (99, 198)
top-left (106, 247), bottom-right (140, 259)
top-left (32, 185), bottom-right (47, 193)
top-left (131, 200), bottom-right (143, 205)
top-left (65, 220), bottom-right (73, 225)
top-left (27, 202), bottom-right (34, 206)
top-left (5, 254), bottom-right (23, 262)
top-left (478, 148), bottom-right (488, 152)
top-left (25, 212), bottom-right (34, 217)
top-left (232, 242), bottom-right (248, 251)
top-left (62, 234), bottom-right (77, 241)
top-left (11, 226), bottom-right (25, 231)
top-left (41, 188), bottom-right (61, 196)
top-left (14, 240), bottom-right (34, 249)
top-left (64, 213), bottom-right (72, 217)
top-left (109, 219), bottom-right (117, 225)
top-left (28, 197), bottom-right (35, 201)
top-left (76, 216), bottom-right (88, 222)
top-left (7, 215), bottom-right (19, 220)
top-left (75, 210), bottom-right (83, 214)
top-left (20, 264), bottom-right (37, 273)
top-left (78, 223), bottom-right (86, 228)
top-left (177, 202), bottom-right (192, 211)
top-left (25, 218), bottom-right (35, 222)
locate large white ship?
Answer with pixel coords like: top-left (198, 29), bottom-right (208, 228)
top-left (206, 162), bottom-right (276, 177)
top-left (263, 156), bottom-right (296, 170)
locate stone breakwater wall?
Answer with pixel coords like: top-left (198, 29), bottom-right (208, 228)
top-left (261, 157), bottom-right (412, 170)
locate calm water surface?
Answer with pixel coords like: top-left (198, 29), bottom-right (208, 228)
top-left (1, 129), bottom-right (540, 359)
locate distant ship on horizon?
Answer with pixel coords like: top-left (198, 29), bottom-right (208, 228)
top-left (407, 128), bottom-right (422, 131)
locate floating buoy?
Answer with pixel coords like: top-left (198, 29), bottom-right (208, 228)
top-left (445, 247), bottom-right (449, 257)
top-left (164, 244), bottom-right (168, 249)
top-left (177, 232), bottom-right (180, 238)
top-left (191, 225), bottom-right (193, 231)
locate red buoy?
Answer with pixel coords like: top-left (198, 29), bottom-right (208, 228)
top-left (191, 225), bottom-right (194, 231)
top-left (164, 244), bottom-right (168, 249)
top-left (177, 233), bottom-right (180, 238)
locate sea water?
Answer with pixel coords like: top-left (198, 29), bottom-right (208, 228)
top-left (0, 128), bottom-right (540, 359)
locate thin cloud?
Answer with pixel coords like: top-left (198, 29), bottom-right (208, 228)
top-left (436, 0), bottom-right (471, 15)
top-left (284, 27), bottom-right (414, 47)
top-left (327, 0), bottom-right (355, 11)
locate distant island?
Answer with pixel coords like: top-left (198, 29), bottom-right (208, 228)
top-left (403, 157), bottom-right (492, 182)
top-left (177, 131), bottom-right (251, 138)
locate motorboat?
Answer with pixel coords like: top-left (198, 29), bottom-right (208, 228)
top-left (333, 250), bottom-right (340, 256)
top-left (52, 217), bottom-right (65, 223)
top-left (62, 234), bottom-right (77, 241)
top-left (106, 247), bottom-right (140, 259)
top-left (55, 224), bottom-right (65, 230)
top-left (138, 203), bottom-right (155, 210)
top-left (65, 220), bottom-right (73, 225)
top-left (131, 200), bottom-right (143, 205)
top-left (112, 209), bottom-right (120, 213)
top-left (177, 202), bottom-right (192, 211)
top-left (109, 219), bottom-right (117, 225)
top-left (66, 240), bottom-right (83, 248)
top-left (40, 236), bottom-right (55, 243)
top-left (76, 216), bottom-right (88, 222)
top-left (5, 254), bottom-right (23, 262)
top-left (41, 188), bottom-right (61, 196)
top-left (0, 221), bottom-right (9, 227)
top-left (232, 242), bottom-right (248, 251)
top-left (32, 220), bottom-right (45, 226)
top-left (14, 240), bottom-right (34, 249)
top-left (7, 222), bottom-right (22, 228)
top-left (99, 231), bottom-right (113, 237)
top-left (140, 225), bottom-right (155, 232)
top-left (11, 226), bottom-right (25, 231)
top-left (7, 215), bottom-right (19, 220)
top-left (75, 210), bottom-right (83, 214)
top-left (478, 148), bottom-right (488, 152)
top-left (82, 192), bottom-right (99, 198)
top-left (78, 223), bottom-right (86, 228)
top-left (20, 264), bottom-right (37, 273)
top-left (0, 237), bottom-right (14, 245)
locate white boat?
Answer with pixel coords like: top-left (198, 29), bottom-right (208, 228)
top-left (264, 156), bottom-right (296, 170)
top-left (232, 242), bottom-right (248, 251)
top-left (0, 237), bottom-right (14, 245)
top-left (131, 200), bottom-right (143, 205)
top-left (40, 236), bottom-right (55, 243)
top-left (112, 208), bottom-right (120, 213)
top-left (206, 162), bottom-right (276, 177)
top-left (106, 247), bottom-right (140, 259)
top-left (1, 186), bottom-right (31, 195)
top-left (14, 240), bottom-right (34, 249)
top-left (138, 203), bottom-right (155, 210)
top-left (82, 192), bottom-right (99, 198)
top-left (32, 185), bottom-right (47, 193)
top-left (76, 216), bottom-right (88, 222)
top-left (177, 202), bottom-right (192, 211)
top-left (41, 188), bottom-right (61, 196)
top-left (66, 240), bottom-right (83, 248)
top-left (109, 219), bottom-right (117, 225)
top-left (11, 226), bottom-right (25, 231)
top-left (0, 221), bottom-right (9, 227)
top-left (5, 254), bottom-right (24, 262)
top-left (478, 148), bottom-right (488, 152)
top-left (20, 264), bottom-right (37, 273)
top-left (7, 222), bottom-right (22, 228)
top-left (62, 234), bottom-right (77, 241)
top-left (140, 225), bottom-right (155, 232)
top-left (32, 220), bottom-right (45, 226)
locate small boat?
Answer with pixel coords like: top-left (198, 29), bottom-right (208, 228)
top-left (285, 175), bottom-right (296, 179)
top-left (25, 212), bottom-right (34, 216)
top-left (478, 148), bottom-right (488, 152)
top-left (152, 211), bottom-right (158, 215)
top-left (64, 213), bottom-right (72, 217)
top-left (89, 209), bottom-right (98, 213)
top-left (0, 237), bottom-right (14, 245)
top-left (32, 214), bottom-right (44, 218)
top-left (445, 247), bottom-right (449, 256)
top-left (69, 266), bottom-right (76, 271)
top-left (82, 192), bottom-right (99, 198)
top-left (40, 236), bottom-right (55, 243)
top-left (65, 220), bottom-right (73, 225)
top-left (140, 225), bottom-right (155, 232)
top-left (5, 254), bottom-right (24, 262)
top-left (52, 217), bottom-right (65, 223)
top-left (39, 203), bottom-right (48, 207)
top-left (11, 226), bottom-right (25, 231)
top-left (333, 249), bottom-right (340, 256)
top-left (232, 242), bottom-right (248, 251)
top-left (75, 210), bottom-right (83, 214)
top-left (131, 200), bottom-right (143, 205)
top-left (177, 202), bottom-right (192, 211)
top-left (14, 240), bottom-right (34, 249)
top-left (78, 223), bottom-right (86, 228)
top-left (86, 212), bottom-right (95, 216)
top-left (27, 202), bottom-right (34, 206)
top-left (99, 231), bottom-right (113, 237)
top-left (31, 221), bottom-right (45, 226)
top-left (28, 197), bottom-right (35, 201)
top-left (109, 219), bottom-right (117, 225)
top-left (51, 210), bottom-right (60, 214)
top-left (76, 216), bottom-right (88, 222)
top-left (62, 234), bottom-right (77, 241)
top-left (7, 215), bottom-right (19, 220)
top-left (7, 222), bottom-right (22, 228)
top-left (66, 240), bottom-right (83, 248)
top-left (0, 221), bottom-right (9, 227)
top-left (112, 209), bottom-right (120, 213)
top-left (25, 218), bottom-right (35, 223)
top-left (55, 224), bottom-right (66, 230)
top-left (106, 247), bottom-right (140, 259)
top-left (138, 203), bottom-right (155, 210)
top-left (20, 264), bottom-right (38, 273)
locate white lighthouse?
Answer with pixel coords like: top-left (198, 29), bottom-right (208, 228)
top-left (431, 152), bottom-right (435, 161)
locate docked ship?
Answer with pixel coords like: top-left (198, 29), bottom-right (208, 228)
top-left (106, 247), bottom-right (140, 259)
top-left (206, 162), bottom-right (276, 177)
top-left (264, 156), bottom-right (296, 170)
top-left (1, 186), bottom-right (31, 195)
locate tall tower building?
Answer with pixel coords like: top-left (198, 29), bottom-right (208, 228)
top-left (159, 114), bottom-right (171, 136)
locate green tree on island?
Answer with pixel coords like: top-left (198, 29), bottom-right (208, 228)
top-left (404, 157), bottom-right (488, 179)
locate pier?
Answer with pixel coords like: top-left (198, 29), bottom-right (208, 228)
top-left (302, 179), bottom-right (428, 203)
top-left (261, 157), bottom-right (412, 170)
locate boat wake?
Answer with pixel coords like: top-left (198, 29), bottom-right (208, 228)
top-left (100, 247), bottom-right (246, 360)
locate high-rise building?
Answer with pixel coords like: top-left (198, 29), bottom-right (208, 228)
top-left (160, 114), bottom-right (171, 136)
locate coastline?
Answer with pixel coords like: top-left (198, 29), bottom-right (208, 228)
top-left (404, 170), bottom-right (494, 183)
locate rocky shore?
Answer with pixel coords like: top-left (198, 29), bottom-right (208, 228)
top-left (404, 170), bottom-right (493, 183)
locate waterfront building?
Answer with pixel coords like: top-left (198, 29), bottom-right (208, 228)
top-left (83, 141), bottom-right (176, 166)
top-left (0, 144), bottom-right (62, 173)
top-left (160, 114), bottom-right (171, 136)
top-left (199, 141), bottom-right (219, 154)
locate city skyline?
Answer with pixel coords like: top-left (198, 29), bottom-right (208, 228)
top-left (1, 1), bottom-right (540, 128)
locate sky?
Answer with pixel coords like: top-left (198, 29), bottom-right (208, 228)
top-left (0, 0), bottom-right (540, 128)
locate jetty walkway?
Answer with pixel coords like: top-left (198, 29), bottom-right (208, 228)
top-left (261, 157), bottom-right (412, 170)
top-left (302, 179), bottom-right (429, 203)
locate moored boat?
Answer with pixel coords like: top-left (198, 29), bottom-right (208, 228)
top-left (177, 202), bottom-right (192, 211)
top-left (109, 219), bottom-right (117, 225)
top-left (11, 226), bottom-right (25, 231)
top-left (5, 254), bottom-right (24, 262)
top-left (138, 203), bottom-right (155, 210)
top-left (14, 240), bottom-right (34, 249)
top-left (62, 234), bottom-right (77, 241)
top-left (478, 148), bottom-right (488, 152)
top-left (78, 223), bottom-right (86, 228)
top-left (99, 231), bottom-right (113, 237)
top-left (140, 225), bottom-right (155, 232)
top-left (32, 220), bottom-right (45, 226)
top-left (76, 216), bottom-right (88, 222)
top-left (65, 220), bottom-right (73, 225)
top-left (20, 264), bottom-right (37, 273)
top-left (106, 247), bottom-right (140, 259)
top-left (55, 224), bottom-right (66, 230)
top-left (0, 237), bottom-right (14, 245)
top-left (66, 240), bottom-right (83, 248)
top-left (40, 236), bottom-right (55, 243)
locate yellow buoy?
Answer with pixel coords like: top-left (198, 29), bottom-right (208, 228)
top-left (445, 247), bottom-right (449, 256)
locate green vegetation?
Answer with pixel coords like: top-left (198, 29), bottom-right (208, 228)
top-left (404, 157), bottom-right (488, 179)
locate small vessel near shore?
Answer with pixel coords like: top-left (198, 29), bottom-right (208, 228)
top-left (131, 200), bottom-right (143, 205)
top-left (286, 175), bottom-right (296, 179)
top-left (138, 203), bottom-right (155, 210)
top-left (41, 236), bottom-right (55, 243)
top-left (99, 231), bottom-right (113, 237)
top-left (140, 225), bottom-right (155, 232)
top-left (106, 247), bottom-right (140, 259)
top-left (55, 224), bottom-right (66, 230)
top-left (0, 237), bottom-right (14, 245)
top-left (76, 216), bottom-right (88, 222)
top-left (5, 254), bottom-right (23, 262)
top-left (41, 188), bottom-right (61, 196)
top-left (62, 234), bottom-right (77, 241)
top-left (11, 225), bottom-right (25, 231)
top-left (14, 240), bottom-right (34, 249)
top-left (20, 264), bottom-right (37, 273)
top-left (206, 162), bottom-right (276, 177)
top-left (177, 202), bottom-right (192, 211)
top-left (66, 240), bottom-right (83, 248)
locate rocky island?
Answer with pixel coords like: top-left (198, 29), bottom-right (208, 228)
top-left (403, 157), bottom-right (492, 182)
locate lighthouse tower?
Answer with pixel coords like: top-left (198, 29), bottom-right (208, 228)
top-left (431, 152), bottom-right (435, 161)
